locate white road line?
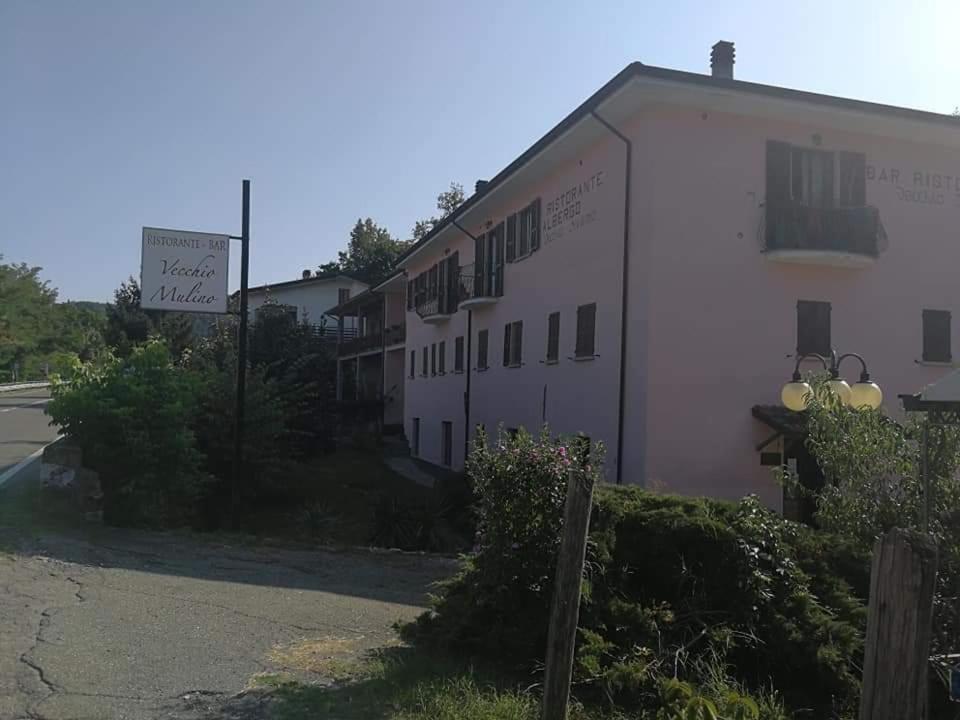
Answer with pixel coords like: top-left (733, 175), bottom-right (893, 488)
top-left (0, 398), bottom-right (49, 413)
top-left (0, 445), bottom-right (48, 487)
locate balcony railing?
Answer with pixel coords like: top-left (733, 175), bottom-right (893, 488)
top-left (458, 263), bottom-right (499, 306)
top-left (765, 204), bottom-right (884, 259)
top-left (384, 324), bottom-right (405, 346)
top-left (339, 332), bottom-right (382, 357)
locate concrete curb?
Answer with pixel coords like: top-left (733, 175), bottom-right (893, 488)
top-left (0, 382), bottom-right (50, 394)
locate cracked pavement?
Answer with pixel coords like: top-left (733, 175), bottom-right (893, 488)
top-left (0, 464), bottom-right (455, 720)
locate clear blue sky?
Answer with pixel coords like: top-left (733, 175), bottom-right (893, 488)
top-left (2, 0), bottom-right (957, 301)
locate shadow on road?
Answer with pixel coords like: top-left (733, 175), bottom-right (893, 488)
top-left (0, 469), bottom-right (456, 609)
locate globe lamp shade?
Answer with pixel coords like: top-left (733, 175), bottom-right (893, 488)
top-left (781, 381), bottom-right (812, 412)
top-left (827, 378), bottom-right (852, 406)
top-left (850, 381), bottom-right (883, 410)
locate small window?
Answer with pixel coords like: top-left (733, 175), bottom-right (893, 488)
top-left (422, 346), bottom-right (428, 376)
top-left (503, 321), bottom-right (523, 367)
top-left (412, 418), bottom-right (421, 456)
top-left (575, 303), bottom-right (597, 358)
top-left (409, 350), bottom-right (415, 379)
top-left (477, 329), bottom-right (489, 370)
top-left (546, 312), bottom-right (560, 363)
top-left (431, 343), bottom-right (437, 376)
top-left (441, 421), bottom-right (453, 467)
top-left (454, 336), bottom-right (464, 372)
top-left (797, 300), bottom-right (831, 356)
top-left (923, 309), bottom-right (952, 363)
top-left (338, 287), bottom-right (351, 305)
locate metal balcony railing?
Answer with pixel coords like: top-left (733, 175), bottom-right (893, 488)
top-left (458, 263), bottom-right (498, 302)
top-left (765, 204), bottom-right (884, 257)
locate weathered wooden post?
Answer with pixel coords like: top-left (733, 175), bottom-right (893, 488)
top-left (859, 528), bottom-right (938, 720)
top-left (542, 437), bottom-right (595, 720)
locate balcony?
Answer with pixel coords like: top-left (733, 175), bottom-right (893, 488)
top-left (764, 204), bottom-right (885, 268)
top-left (339, 331), bottom-right (382, 357)
top-left (384, 323), bottom-right (405, 347)
top-left (458, 263), bottom-right (499, 309)
top-left (415, 297), bottom-right (452, 324)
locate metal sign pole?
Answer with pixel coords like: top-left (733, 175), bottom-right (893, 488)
top-left (231, 179), bottom-right (251, 527)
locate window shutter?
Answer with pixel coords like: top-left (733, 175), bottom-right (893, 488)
top-left (478, 329), bottom-right (488, 369)
top-left (797, 300), bottom-right (831, 356)
top-left (923, 309), bottom-right (952, 362)
top-left (503, 323), bottom-right (512, 366)
top-left (766, 141), bottom-right (792, 208)
top-left (494, 223), bottom-right (505, 297)
top-left (474, 234), bottom-right (486, 296)
top-left (410, 350), bottom-right (415, 378)
top-left (575, 303), bottom-right (596, 358)
top-left (529, 199), bottom-right (541, 251)
top-left (506, 214), bottom-right (517, 262)
top-left (448, 253), bottom-right (460, 311)
top-left (431, 343), bottom-right (437, 375)
top-left (437, 261), bottom-right (447, 313)
top-left (454, 336), bottom-right (464, 371)
top-left (513, 321), bottom-right (523, 365)
top-left (822, 151), bottom-right (835, 208)
top-left (547, 312), bottom-right (560, 362)
top-left (422, 346), bottom-right (428, 376)
top-left (838, 151), bottom-right (867, 206)
top-left (439, 341), bottom-right (446, 373)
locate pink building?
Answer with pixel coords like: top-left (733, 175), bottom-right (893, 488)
top-left (367, 42), bottom-right (960, 513)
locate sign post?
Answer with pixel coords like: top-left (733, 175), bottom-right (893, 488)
top-left (231, 180), bottom-right (251, 526)
top-left (141, 179), bottom-right (251, 528)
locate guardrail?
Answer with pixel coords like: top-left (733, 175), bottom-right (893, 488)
top-left (0, 381), bottom-right (51, 393)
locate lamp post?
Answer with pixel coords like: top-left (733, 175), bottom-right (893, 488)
top-left (781, 349), bottom-right (883, 412)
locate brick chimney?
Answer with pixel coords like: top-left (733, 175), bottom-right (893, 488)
top-left (710, 41), bottom-right (735, 80)
top-left (302, 269), bottom-right (312, 279)
top-left (475, 179), bottom-right (489, 194)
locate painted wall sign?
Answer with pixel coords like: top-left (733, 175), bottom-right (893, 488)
top-left (867, 165), bottom-right (960, 207)
top-left (141, 227), bottom-right (230, 313)
top-left (543, 170), bottom-right (605, 244)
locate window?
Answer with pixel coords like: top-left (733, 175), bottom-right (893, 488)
top-left (837, 151), bottom-right (867, 206)
top-left (431, 343), bottom-right (437, 376)
top-left (409, 350), bottom-right (415, 379)
top-left (477, 329), bottom-right (489, 370)
top-left (546, 312), bottom-right (560, 363)
top-left (338, 288), bottom-right (351, 305)
top-left (506, 213), bottom-right (517, 263)
top-left (505, 199), bottom-right (542, 263)
top-left (475, 224), bottom-right (505, 297)
top-left (797, 300), bottom-right (831, 356)
top-left (503, 321), bottom-right (523, 367)
top-left (575, 303), bottom-right (597, 358)
top-left (441, 421), bottom-right (453, 467)
top-left (412, 418), bottom-right (420, 456)
top-left (791, 147), bottom-right (834, 208)
top-left (421, 345), bottom-right (428, 376)
top-left (438, 341), bottom-right (446, 374)
top-left (454, 336), bottom-right (464, 373)
top-left (923, 309), bottom-right (952, 363)
top-left (766, 141), bottom-right (866, 209)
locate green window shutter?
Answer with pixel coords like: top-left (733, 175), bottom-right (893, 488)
top-left (529, 198), bottom-right (541, 251)
top-left (477, 329), bottom-right (488, 370)
top-left (422, 346), bottom-right (428, 376)
top-left (506, 214), bottom-right (517, 262)
top-left (513, 321), bottom-right (523, 366)
top-left (439, 341), bottom-right (446, 373)
top-left (409, 350), bottom-right (415, 378)
top-left (494, 223), bottom-right (505, 297)
top-left (923, 309), bottom-right (952, 362)
top-left (503, 323), bottom-right (512, 367)
top-left (547, 312), bottom-right (560, 362)
top-left (474, 234), bottom-right (486, 296)
top-left (454, 336), bottom-right (463, 371)
top-left (431, 343), bottom-right (437, 375)
top-left (575, 303), bottom-right (596, 358)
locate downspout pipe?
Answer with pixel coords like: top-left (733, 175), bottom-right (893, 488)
top-left (452, 219), bottom-right (477, 464)
top-left (591, 110), bottom-right (631, 485)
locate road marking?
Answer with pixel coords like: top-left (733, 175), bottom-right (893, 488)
top-left (0, 444), bottom-right (48, 487)
top-left (0, 398), bottom-right (49, 413)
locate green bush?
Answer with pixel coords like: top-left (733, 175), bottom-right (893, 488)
top-left (404, 430), bottom-right (867, 718)
top-left (46, 341), bottom-right (209, 526)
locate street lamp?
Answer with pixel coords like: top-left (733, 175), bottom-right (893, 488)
top-left (781, 349), bottom-right (883, 412)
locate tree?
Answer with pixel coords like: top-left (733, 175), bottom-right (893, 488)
top-left (318, 218), bottom-right (410, 284)
top-left (104, 277), bottom-right (193, 358)
top-left (412, 182), bottom-right (466, 241)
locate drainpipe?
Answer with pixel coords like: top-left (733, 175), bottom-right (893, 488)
top-left (452, 219), bottom-right (477, 464)
top-left (591, 110), bottom-right (631, 485)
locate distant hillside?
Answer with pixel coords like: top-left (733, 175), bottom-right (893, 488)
top-left (65, 300), bottom-right (108, 315)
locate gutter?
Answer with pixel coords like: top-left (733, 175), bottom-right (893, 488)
top-left (590, 110), bottom-right (632, 485)
top-left (452, 219), bottom-right (477, 463)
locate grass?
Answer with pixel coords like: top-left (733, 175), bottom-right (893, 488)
top-left (250, 646), bottom-right (625, 720)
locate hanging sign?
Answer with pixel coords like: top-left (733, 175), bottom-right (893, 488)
top-left (141, 227), bottom-right (230, 313)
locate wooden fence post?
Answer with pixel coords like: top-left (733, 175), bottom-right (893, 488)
top-left (542, 438), bottom-right (595, 720)
top-left (859, 528), bottom-right (938, 720)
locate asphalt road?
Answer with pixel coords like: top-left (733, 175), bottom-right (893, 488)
top-left (0, 387), bottom-right (57, 478)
